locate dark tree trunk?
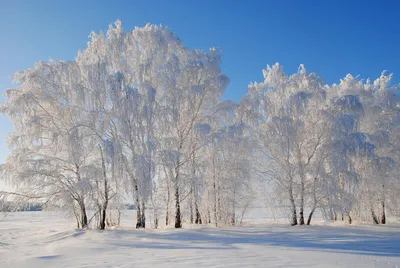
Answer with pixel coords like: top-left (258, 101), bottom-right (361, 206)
top-left (165, 184), bottom-right (170, 226)
top-left (381, 200), bottom-right (386, 224)
top-left (135, 183), bottom-right (144, 228)
top-left (307, 209), bottom-right (315, 225)
top-left (136, 203), bottom-right (142, 228)
top-left (79, 200), bottom-right (88, 228)
top-left (154, 208), bottom-right (158, 229)
top-left (214, 181), bottom-right (218, 227)
top-left (307, 177), bottom-right (318, 226)
top-left (289, 183), bottom-right (297, 226)
top-left (165, 208), bottom-right (169, 226)
top-left (189, 187), bottom-right (194, 224)
top-left (299, 207), bottom-right (304, 225)
top-left (195, 201), bottom-right (202, 224)
top-left (347, 213), bottom-right (352, 224)
top-left (371, 207), bottom-right (379, 224)
top-left (141, 202), bottom-right (146, 228)
top-left (174, 185), bottom-right (182, 228)
top-left (298, 183), bottom-right (305, 225)
top-left (100, 209), bottom-right (106, 230)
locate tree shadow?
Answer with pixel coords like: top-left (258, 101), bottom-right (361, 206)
top-left (121, 225), bottom-right (400, 257)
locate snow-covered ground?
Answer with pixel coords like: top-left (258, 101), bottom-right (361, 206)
top-left (0, 211), bottom-right (399, 268)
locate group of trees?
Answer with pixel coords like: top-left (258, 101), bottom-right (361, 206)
top-left (0, 21), bottom-right (399, 229)
top-left (243, 64), bottom-right (400, 225)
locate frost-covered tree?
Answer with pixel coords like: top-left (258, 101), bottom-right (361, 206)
top-left (244, 64), bottom-right (331, 225)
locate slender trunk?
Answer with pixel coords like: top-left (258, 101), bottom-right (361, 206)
top-left (165, 205), bottom-right (169, 226)
top-left (141, 202), bottom-right (146, 228)
top-left (298, 180), bottom-right (305, 225)
top-left (189, 186), bottom-right (194, 224)
top-left (100, 209), bottom-right (106, 230)
top-left (347, 212), bottom-right (352, 224)
top-left (307, 177), bottom-right (318, 225)
top-left (135, 184), bottom-right (143, 228)
top-left (213, 154), bottom-right (218, 227)
top-left (288, 179), bottom-right (297, 226)
top-left (117, 208), bottom-right (121, 226)
top-left (381, 200), bottom-right (386, 224)
top-left (174, 183), bottom-right (182, 228)
top-left (99, 147), bottom-right (109, 230)
top-left (371, 206), bottom-right (379, 224)
top-left (165, 182), bottom-right (170, 226)
top-left (296, 148), bottom-right (305, 226)
top-left (307, 210), bottom-right (314, 225)
top-left (76, 167), bottom-right (88, 229)
top-left (231, 201), bottom-right (236, 226)
top-left (195, 202), bottom-right (202, 224)
top-left (381, 184), bottom-right (386, 224)
top-left (79, 200), bottom-right (88, 228)
top-left (213, 181), bottom-right (218, 227)
top-left (154, 207), bottom-right (158, 229)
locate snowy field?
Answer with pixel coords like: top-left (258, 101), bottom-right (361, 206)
top-left (0, 210), bottom-right (400, 268)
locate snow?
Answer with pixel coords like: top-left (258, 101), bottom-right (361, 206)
top-left (1, 211), bottom-right (399, 268)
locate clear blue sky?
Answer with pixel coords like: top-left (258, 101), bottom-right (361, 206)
top-left (1, 0), bottom-right (400, 164)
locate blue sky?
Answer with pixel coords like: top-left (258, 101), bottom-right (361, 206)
top-left (1, 0), bottom-right (400, 163)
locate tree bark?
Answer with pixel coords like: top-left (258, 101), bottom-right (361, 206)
top-left (80, 202), bottom-right (88, 228)
top-left (381, 200), bottom-right (386, 224)
top-left (289, 180), bottom-right (298, 226)
top-left (307, 209), bottom-right (315, 225)
top-left (141, 201), bottom-right (146, 228)
top-left (100, 208), bottom-right (106, 230)
top-left (298, 176), bottom-right (305, 225)
top-left (195, 202), bottom-right (202, 224)
top-left (174, 184), bottom-right (182, 228)
top-left (135, 184), bottom-right (144, 228)
top-left (381, 184), bottom-right (386, 224)
top-left (165, 182), bottom-right (170, 226)
top-left (371, 207), bottom-right (379, 224)
top-left (189, 186), bottom-right (194, 224)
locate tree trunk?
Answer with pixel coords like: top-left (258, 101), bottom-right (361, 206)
top-left (307, 208), bottom-right (315, 225)
top-left (141, 201), bottom-right (146, 228)
top-left (381, 200), bottom-right (386, 224)
top-left (100, 208), bottom-right (106, 230)
top-left (189, 186), bottom-right (194, 224)
top-left (99, 146), bottom-right (109, 230)
top-left (231, 202), bottom-right (236, 226)
top-left (371, 207), bottom-right (379, 224)
top-left (135, 184), bottom-right (143, 228)
top-left (79, 200), bottom-right (88, 228)
top-left (174, 184), bottom-right (182, 228)
top-left (289, 181), bottom-right (298, 226)
top-left (298, 181), bottom-right (305, 225)
top-left (165, 183), bottom-right (170, 226)
top-left (154, 208), bottom-right (158, 229)
top-left (195, 202), bottom-right (202, 224)
top-left (165, 206), bottom-right (169, 226)
top-left (213, 181), bottom-right (218, 227)
top-left (381, 184), bottom-right (386, 224)
top-left (307, 177), bottom-right (318, 225)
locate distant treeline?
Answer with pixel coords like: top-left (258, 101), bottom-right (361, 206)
top-left (0, 201), bottom-right (43, 212)
top-left (1, 202), bottom-right (136, 212)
